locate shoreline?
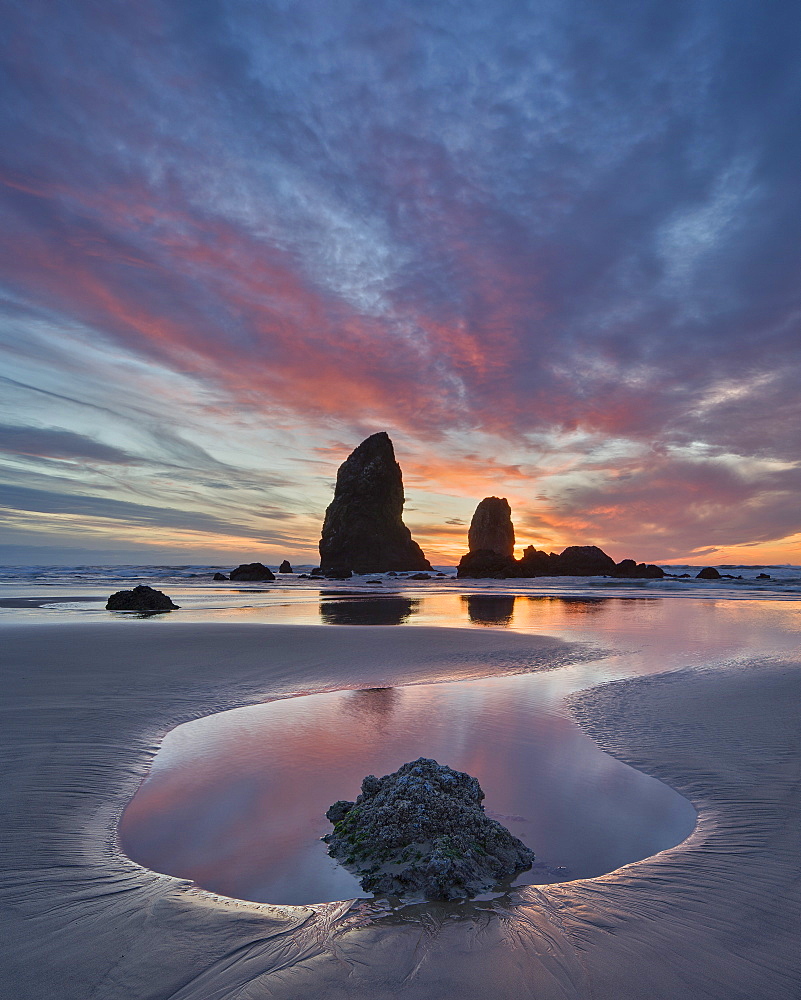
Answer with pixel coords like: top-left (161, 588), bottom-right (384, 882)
top-left (2, 621), bottom-right (800, 998)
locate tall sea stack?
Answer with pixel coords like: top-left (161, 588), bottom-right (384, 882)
top-left (319, 432), bottom-right (432, 574)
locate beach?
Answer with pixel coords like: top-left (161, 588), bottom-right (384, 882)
top-left (2, 589), bottom-right (801, 999)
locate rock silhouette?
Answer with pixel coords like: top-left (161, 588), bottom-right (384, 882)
top-left (696, 566), bottom-right (721, 580)
top-left (319, 432), bottom-right (431, 574)
top-left (278, 560), bottom-right (293, 573)
top-left (468, 497), bottom-right (515, 557)
top-left (212, 572), bottom-right (227, 581)
top-left (106, 585), bottom-right (178, 612)
top-left (324, 758), bottom-right (534, 900)
top-left (457, 501), bottom-right (661, 579)
top-left (555, 545), bottom-right (617, 576)
top-left (457, 549), bottom-right (518, 578)
top-left (613, 559), bottom-right (665, 579)
top-left (229, 562), bottom-right (276, 581)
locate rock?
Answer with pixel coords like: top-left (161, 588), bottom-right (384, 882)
top-left (613, 559), bottom-right (665, 579)
top-left (467, 497), bottom-right (515, 557)
top-left (324, 568), bottom-right (353, 579)
top-left (517, 546), bottom-right (558, 577)
top-left (212, 572), bottom-right (228, 581)
top-left (517, 544), bottom-right (617, 578)
top-left (555, 545), bottom-right (617, 576)
top-left (457, 549), bottom-right (518, 578)
top-left (310, 567), bottom-right (323, 576)
top-left (278, 560), bottom-right (293, 574)
top-left (229, 562), bottom-right (276, 581)
top-left (756, 573), bottom-right (771, 580)
top-left (408, 572), bottom-right (432, 580)
top-left (106, 585), bottom-right (179, 612)
top-left (319, 432), bottom-right (432, 574)
top-left (696, 566), bottom-right (721, 580)
top-left (323, 758), bottom-right (535, 900)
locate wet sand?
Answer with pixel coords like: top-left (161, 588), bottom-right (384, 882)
top-left (2, 621), bottom-right (800, 998)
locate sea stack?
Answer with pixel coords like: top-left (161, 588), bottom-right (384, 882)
top-left (319, 432), bottom-right (431, 574)
top-left (457, 496), bottom-right (519, 578)
top-left (468, 497), bottom-right (515, 556)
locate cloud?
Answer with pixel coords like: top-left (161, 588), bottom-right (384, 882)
top-left (0, 424), bottom-right (136, 464)
top-left (0, 483), bottom-right (295, 541)
top-left (1, 0), bottom-right (801, 559)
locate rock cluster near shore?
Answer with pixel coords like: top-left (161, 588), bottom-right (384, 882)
top-left (106, 585), bottom-right (179, 612)
top-left (319, 432), bottom-right (431, 574)
top-left (457, 497), bottom-right (664, 579)
top-left (324, 757), bottom-right (535, 900)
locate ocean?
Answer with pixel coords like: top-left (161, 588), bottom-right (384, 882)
top-left (1, 561), bottom-right (800, 628)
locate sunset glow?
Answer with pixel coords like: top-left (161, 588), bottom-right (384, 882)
top-left (2, 2), bottom-right (800, 565)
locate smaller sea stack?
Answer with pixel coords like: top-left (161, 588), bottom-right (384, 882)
top-left (468, 497), bottom-right (515, 556)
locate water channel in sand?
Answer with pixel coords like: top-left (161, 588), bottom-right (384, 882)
top-left (118, 595), bottom-right (800, 906)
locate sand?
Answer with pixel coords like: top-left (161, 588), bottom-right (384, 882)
top-left (1, 620), bottom-right (800, 999)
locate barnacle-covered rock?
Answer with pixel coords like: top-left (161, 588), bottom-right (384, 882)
top-left (323, 758), bottom-right (534, 900)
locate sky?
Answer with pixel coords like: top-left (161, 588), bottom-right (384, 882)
top-left (1, 0), bottom-right (800, 566)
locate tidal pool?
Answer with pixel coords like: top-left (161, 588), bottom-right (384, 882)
top-left (120, 669), bottom-right (696, 905)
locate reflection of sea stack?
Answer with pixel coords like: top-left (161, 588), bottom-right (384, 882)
top-left (319, 432), bottom-right (431, 574)
top-left (464, 594), bottom-right (516, 626)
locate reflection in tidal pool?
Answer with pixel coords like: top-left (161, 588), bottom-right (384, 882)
top-left (463, 594), bottom-right (516, 626)
top-left (120, 671), bottom-right (696, 906)
top-left (320, 596), bottom-right (419, 625)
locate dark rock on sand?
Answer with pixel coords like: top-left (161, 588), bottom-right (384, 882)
top-left (457, 549), bottom-right (518, 578)
top-left (468, 497), bottom-right (515, 557)
top-left (212, 572), bottom-right (228, 581)
top-left (324, 758), bottom-right (535, 900)
top-left (278, 560), bottom-right (293, 573)
top-left (696, 566), bottom-right (722, 580)
top-left (408, 572), bottom-right (432, 580)
top-left (106, 585), bottom-right (179, 612)
top-left (319, 432), bottom-right (432, 574)
top-left (229, 562), bottom-right (276, 581)
top-left (613, 559), bottom-right (665, 579)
